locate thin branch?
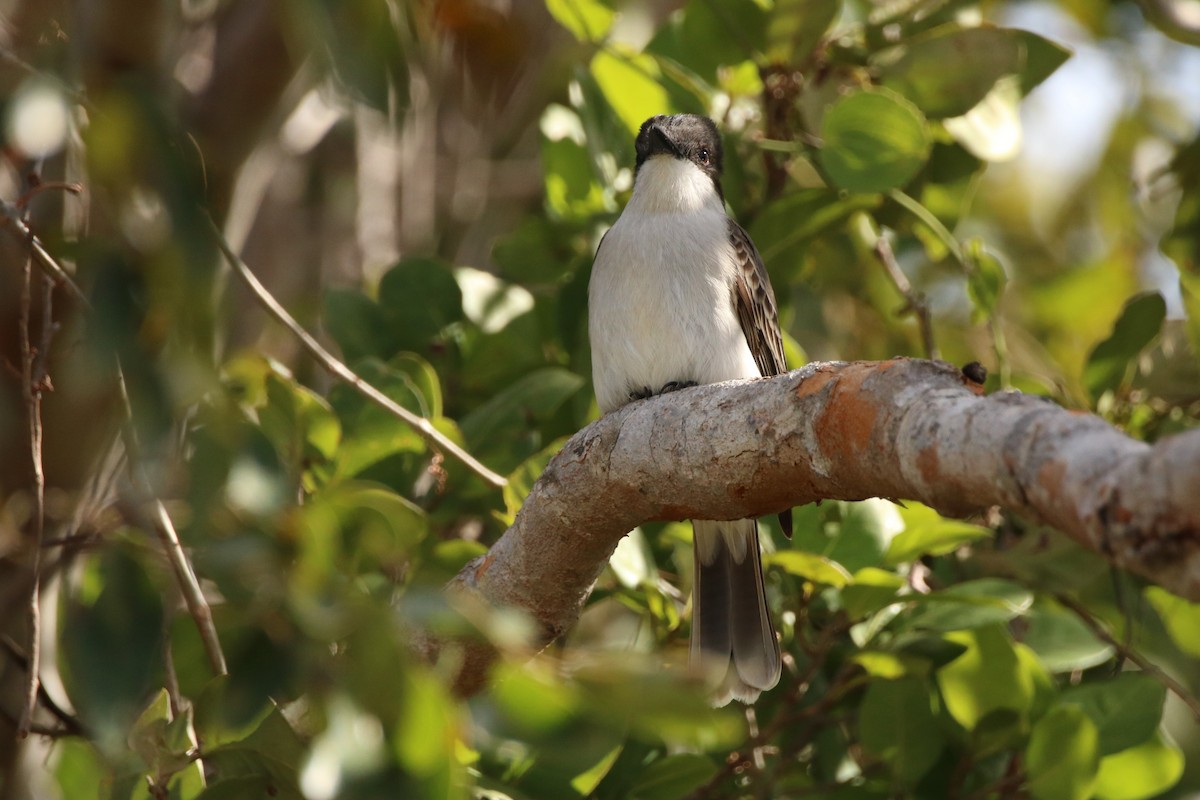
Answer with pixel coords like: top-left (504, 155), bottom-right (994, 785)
top-left (116, 370), bottom-right (228, 677)
top-left (207, 216), bottom-right (507, 489)
top-left (872, 233), bottom-right (940, 360)
top-left (15, 205), bottom-right (48, 740)
top-left (0, 200), bottom-right (91, 310)
top-left (0, 636), bottom-right (86, 737)
top-left (1055, 593), bottom-right (1200, 723)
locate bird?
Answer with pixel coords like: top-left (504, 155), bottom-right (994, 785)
top-left (587, 113), bottom-right (789, 705)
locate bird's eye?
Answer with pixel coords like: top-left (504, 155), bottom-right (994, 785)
top-left (698, 148), bottom-right (710, 165)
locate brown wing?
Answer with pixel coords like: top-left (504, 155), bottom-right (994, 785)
top-left (729, 220), bottom-right (787, 378)
top-left (730, 221), bottom-right (793, 537)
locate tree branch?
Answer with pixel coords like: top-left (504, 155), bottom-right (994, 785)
top-left (430, 359), bottom-right (1200, 695)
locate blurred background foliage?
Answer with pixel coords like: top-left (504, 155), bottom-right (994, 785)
top-left (1, 0), bottom-right (1199, 797)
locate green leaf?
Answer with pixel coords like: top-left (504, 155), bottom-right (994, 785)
top-left (818, 88), bottom-right (931, 193)
top-left (965, 239), bottom-right (1008, 321)
top-left (458, 367), bottom-right (584, 469)
top-left (1022, 600), bottom-right (1114, 672)
top-left (1084, 292), bottom-right (1166, 401)
top-left (1093, 733), bottom-right (1185, 800)
top-left (841, 567), bottom-right (906, 619)
top-left (858, 678), bottom-right (943, 784)
top-left (260, 372), bottom-right (342, 470)
top-left (905, 578), bottom-right (1033, 632)
top-left (1014, 29), bottom-right (1073, 95)
top-left (323, 287), bottom-right (394, 362)
top-left (768, 550), bottom-right (852, 587)
top-left (503, 438), bottom-right (568, 520)
top-left (591, 49), bottom-right (672, 135)
top-left (850, 650), bottom-right (930, 679)
top-left (1025, 705), bottom-right (1100, 800)
top-left (825, 499), bottom-right (905, 572)
top-left (60, 548), bottom-right (165, 751)
top-left (631, 754), bottom-right (717, 800)
top-left (884, 508), bottom-right (990, 564)
top-left (53, 740), bottom-right (107, 800)
top-left (1145, 585), bottom-right (1200, 657)
top-left (377, 257), bottom-right (465, 353)
top-left (935, 625), bottom-right (1046, 731)
top-left (766, 0), bottom-right (840, 63)
top-left (395, 667), bottom-right (458, 776)
top-left (880, 25), bottom-right (1023, 120)
top-left (545, 0), bottom-right (616, 42)
top-left (1059, 673), bottom-right (1165, 755)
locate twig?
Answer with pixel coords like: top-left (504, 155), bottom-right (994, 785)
top-left (1055, 593), bottom-right (1200, 723)
top-left (0, 201), bottom-right (91, 309)
top-left (0, 636), bottom-right (86, 737)
top-left (208, 216), bottom-right (507, 489)
top-left (872, 234), bottom-right (940, 360)
top-left (116, 370), bottom-right (228, 677)
top-left (15, 203), bottom-right (49, 740)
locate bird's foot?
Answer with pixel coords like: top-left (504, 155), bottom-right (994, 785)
top-left (629, 386), bottom-right (655, 402)
top-left (660, 380), bottom-right (698, 394)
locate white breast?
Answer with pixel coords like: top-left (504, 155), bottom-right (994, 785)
top-left (588, 158), bottom-right (760, 414)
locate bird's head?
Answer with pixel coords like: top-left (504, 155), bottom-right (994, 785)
top-left (631, 114), bottom-right (726, 210)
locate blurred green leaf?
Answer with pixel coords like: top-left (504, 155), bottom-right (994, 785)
top-left (825, 499), bottom-right (905, 572)
top-left (768, 550), bottom-right (852, 586)
top-left (1059, 673), bottom-right (1165, 755)
top-left (503, 438), bottom-right (568, 519)
top-left (324, 287), bottom-right (395, 362)
top-left (378, 257), bottom-right (465, 353)
top-left (545, 0), bottom-right (616, 42)
top-left (842, 567), bottom-right (906, 619)
top-left (1144, 586), bottom-right (1200, 657)
top-left (630, 753), bottom-right (717, 800)
top-left (766, 0), bottom-right (840, 63)
top-left (858, 678), bottom-right (943, 784)
top-left (395, 667), bottom-right (458, 777)
top-left (905, 579), bottom-right (1033, 632)
top-left (1093, 733), bottom-right (1185, 800)
top-left (935, 625), bottom-right (1044, 731)
top-left (880, 26), bottom-right (1023, 120)
top-left (884, 505), bottom-right (990, 564)
top-left (1025, 705), bottom-right (1100, 800)
top-left (965, 240), bottom-right (1008, 322)
top-left (819, 89), bottom-right (931, 193)
top-left (1014, 29), bottom-right (1073, 94)
top-left (459, 367), bottom-right (584, 468)
top-left (1022, 600), bottom-right (1114, 672)
top-left (646, 0), bottom-right (767, 82)
top-left (591, 49), bottom-right (672, 135)
top-left (1083, 292), bottom-right (1166, 401)
top-left (60, 548), bottom-right (165, 752)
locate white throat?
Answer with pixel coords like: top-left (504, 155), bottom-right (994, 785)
top-left (627, 156), bottom-right (724, 215)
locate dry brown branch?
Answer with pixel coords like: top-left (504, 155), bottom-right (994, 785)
top-left (872, 235), bottom-right (940, 360)
top-left (209, 218), bottom-right (509, 489)
top-left (116, 371), bottom-right (228, 678)
top-left (429, 359), bottom-right (1200, 695)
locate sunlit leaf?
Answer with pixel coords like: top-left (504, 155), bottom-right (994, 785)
top-left (1145, 586), bottom-right (1200, 657)
top-left (1094, 733), bottom-right (1185, 800)
top-left (935, 625), bottom-right (1046, 730)
top-left (545, 0), bottom-right (616, 42)
top-left (591, 49), bottom-right (672, 135)
top-left (768, 550), bottom-right (852, 586)
top-left (1025, 705), bottom-right (1100, 800)
top-left (884, 507), bottom-right (990, 564)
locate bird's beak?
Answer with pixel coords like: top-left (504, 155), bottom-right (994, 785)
top-left (647, 124), bottom-right (679, 158)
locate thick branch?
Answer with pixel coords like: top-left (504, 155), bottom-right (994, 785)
top-left (435, 359), bottom-right (1200, 695)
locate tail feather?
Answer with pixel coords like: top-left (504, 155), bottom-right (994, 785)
top-left (691, 519), bottom-right (781, 706)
